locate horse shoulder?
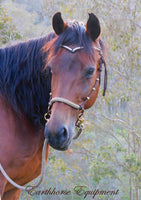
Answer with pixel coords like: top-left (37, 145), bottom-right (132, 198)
top-left (0, 96), bottom-right (48, 193)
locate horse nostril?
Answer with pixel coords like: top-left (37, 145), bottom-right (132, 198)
top-left (58, 126), bottom-right (68, 140)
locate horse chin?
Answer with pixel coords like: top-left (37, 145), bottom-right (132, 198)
top-left (49, 140), bottom-right (71, 151)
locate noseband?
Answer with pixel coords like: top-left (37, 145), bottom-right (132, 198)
top-left (44, 43), bottom-right (107, 139)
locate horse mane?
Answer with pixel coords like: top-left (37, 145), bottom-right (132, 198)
top-left (0, 33), bottom-right (56, 128)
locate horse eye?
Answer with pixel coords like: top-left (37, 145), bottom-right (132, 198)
top-left (85, 67), bottom-right (95, 77)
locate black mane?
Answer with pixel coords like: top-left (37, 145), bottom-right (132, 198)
top-left (0, 21), bottom-right (99, 129)
top-left (0, 33), bottom-right (55, 128)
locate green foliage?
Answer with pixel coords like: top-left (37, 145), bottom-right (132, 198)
top-left (1, 0), bottom-right (141, 199)
top-left (0, 5), bottom-right (22, 45)
top-left (123, 153), bottom-right (141, 180)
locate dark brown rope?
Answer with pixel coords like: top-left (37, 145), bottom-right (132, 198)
top-left (100, 56), bottom-right (107, 96)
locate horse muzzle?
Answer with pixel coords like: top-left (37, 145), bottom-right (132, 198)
top-left (44, 122), bottom-right (73, 151)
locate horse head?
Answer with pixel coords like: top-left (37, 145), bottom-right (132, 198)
top-left (44, 12), bottom-right (107, 150)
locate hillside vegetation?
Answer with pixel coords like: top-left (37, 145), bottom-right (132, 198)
top-left (0, 0), bottom-right (141, 200)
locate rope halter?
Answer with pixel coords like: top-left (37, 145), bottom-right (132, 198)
top-left (44, 43), bottom-right (107, 139)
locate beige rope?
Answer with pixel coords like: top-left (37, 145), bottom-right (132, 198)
top-left (49, 97), bottom-right (81, 110)
top-left (0, 139), bottom-right (48, 191)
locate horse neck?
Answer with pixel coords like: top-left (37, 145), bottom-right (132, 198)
top-left (0, 36), bottom-right (52, 129)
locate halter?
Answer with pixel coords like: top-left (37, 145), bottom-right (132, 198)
top-left (44, 43), bottom-right (107, 139)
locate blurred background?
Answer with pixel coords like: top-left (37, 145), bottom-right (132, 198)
top-left (0, 0), bottom-right (141, 199)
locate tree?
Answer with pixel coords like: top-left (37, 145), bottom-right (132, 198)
top-left (0, 5), bottom-right (22, 46)
top-left (1, 0), bottom-right (141, 199)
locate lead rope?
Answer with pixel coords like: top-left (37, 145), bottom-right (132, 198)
top-left (0, 139), bottom-right (48, 192)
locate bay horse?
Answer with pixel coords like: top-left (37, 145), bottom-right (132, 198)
top-left (0, 12), bottom-right (107, 200)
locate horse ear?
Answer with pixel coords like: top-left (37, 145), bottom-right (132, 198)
top-left (52, 12), bottom-right (66, 35)
top-left (86, 13), bottom-right (101, 41)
